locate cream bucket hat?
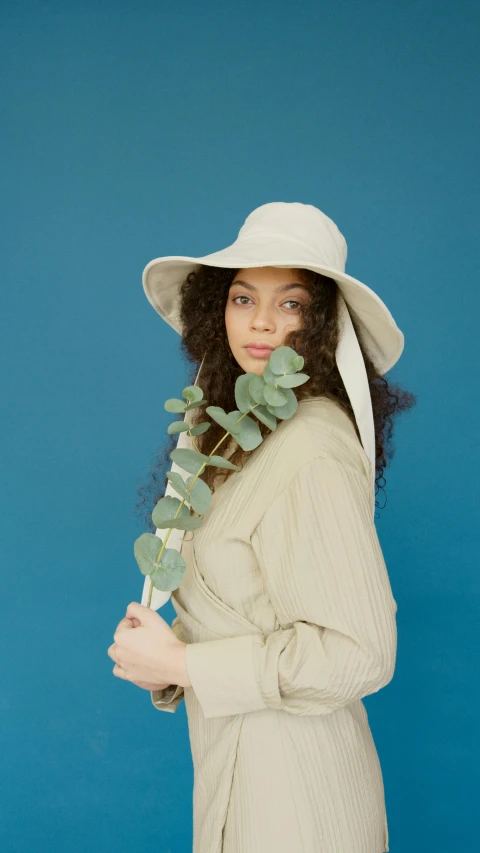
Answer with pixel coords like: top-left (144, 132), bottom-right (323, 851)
top-left (141, 201), bottom-right (404, 609)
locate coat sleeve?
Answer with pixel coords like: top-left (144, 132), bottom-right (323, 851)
top-left (185, 455), bottom-right (398, 719)
top-left (150, 616), bottom-right (186, 713)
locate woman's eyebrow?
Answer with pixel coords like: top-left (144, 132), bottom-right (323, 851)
top-left (231, 280), bottom-right (311, 294)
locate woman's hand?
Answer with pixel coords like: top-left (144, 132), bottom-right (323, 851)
top-left (112, 616), bottom-right (172, 691)
top-left (108, 602), bottom-right (191, 689)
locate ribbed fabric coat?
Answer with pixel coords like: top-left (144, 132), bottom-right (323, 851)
top-left (149, 396), bottom-right (397, 853)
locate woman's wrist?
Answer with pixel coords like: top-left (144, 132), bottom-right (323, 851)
top-left (172, 641), bottom-right (192, 689)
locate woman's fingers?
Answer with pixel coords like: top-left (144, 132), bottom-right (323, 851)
top-left (131, 680), bottom-right (172, 691)
top-left (108, 618), bottom-right (141, 670)
top-left (113, 616), bottom-right (141, 639)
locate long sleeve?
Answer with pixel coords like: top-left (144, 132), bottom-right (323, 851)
top-left (150, 616), bottom-right (186, 713)
top-left (185, 455), bottom-right (398, 720)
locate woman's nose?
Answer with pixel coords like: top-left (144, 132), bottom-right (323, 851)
top-left (250, 305), bottom-right (275, 330)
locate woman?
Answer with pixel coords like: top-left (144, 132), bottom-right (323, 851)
top-left (109, 202), bottom-right (416, 853)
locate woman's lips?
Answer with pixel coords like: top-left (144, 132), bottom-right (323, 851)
top-left (245, 345), bottom-right (274, 358)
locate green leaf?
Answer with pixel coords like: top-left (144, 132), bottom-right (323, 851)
top-left (262, 362), bottom-right (278, 386)
top-left (275, 372), bottom-right (310, 388)
top-left (152, 496), bottom-right (188, 528)
top-left (165, 471), bottom-right (190, 501)
top-left (155, 515), bottom-right (203, 530)
top-left (269, 346), bottom-right (304, 375)
top-left (167, 420), bottom-right (191, 434)
top-left (253, 405), bottom-right (277, 430)
top-left (170, 447), bottom-right (210, 474)
top-left (206, 454), bottom-right (241, 471)
top-left (228, 410), bottom-right (263, 451)
top-left (206, 405), bottom-right (243, 435)
top-left (263, 384), bottom-right (288, 406)
top-left (266, 387), bottom-right (298, 419)
top-left (164, 398), bottom-right (187, 413)
top-left (189, 421), bottom-right (211, 436)
top-left (150, 548), bottom-right (187, 591)
top-left (292, 354), bottom-right (304, 371)
top-left (185, 475), bottom-right (212, 514)
top-left (184, 399), bottom-right (208, 410)
top-left (134, 532), bottom-right (165, 577)
top-left (234, 372), bottom-right (258, 413)
top-left (248, 375), bottom-right (267, 405)
top-left (182, 385), bottom-right (204, 403)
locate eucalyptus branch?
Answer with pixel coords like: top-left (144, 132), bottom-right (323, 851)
top-left (133, 346), bottom-right (309, 607)
top-left (145, 404), bottom-right (260, 607)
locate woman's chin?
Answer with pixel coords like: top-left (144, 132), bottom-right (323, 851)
top-left (241, 357), bottom-right (265, 376)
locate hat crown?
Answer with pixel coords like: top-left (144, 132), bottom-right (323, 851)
top-left (235, 202), bottom-right (348, 272)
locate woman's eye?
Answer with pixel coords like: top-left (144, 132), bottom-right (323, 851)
top-left (232, 296), bottom-right (302, 310)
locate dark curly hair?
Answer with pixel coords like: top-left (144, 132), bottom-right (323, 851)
top-left (134, 265), bottom-right (417, 530)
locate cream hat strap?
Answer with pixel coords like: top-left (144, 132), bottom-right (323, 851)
top-left (335, 292), bottom-right (376, 516)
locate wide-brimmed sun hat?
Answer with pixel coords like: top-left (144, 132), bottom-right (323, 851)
top-left (141, 201), bottom-right (404, 610)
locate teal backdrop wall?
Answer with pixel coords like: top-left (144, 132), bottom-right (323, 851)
top-left (1, 1), bottom-right (478, 850)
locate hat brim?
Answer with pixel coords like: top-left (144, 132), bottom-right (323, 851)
top-left (142, 253), bottom-right (404, 375)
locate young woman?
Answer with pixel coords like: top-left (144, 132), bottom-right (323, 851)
top-left (109, 202), bottom-right (416, 853)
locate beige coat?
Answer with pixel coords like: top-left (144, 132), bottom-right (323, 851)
top-left (149, 396), bottom-right (397, 853)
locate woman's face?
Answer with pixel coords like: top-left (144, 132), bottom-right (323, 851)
top-left (224, 266), bottom-right (312, 375)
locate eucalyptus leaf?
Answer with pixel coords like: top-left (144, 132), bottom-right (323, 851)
top-left (292, 354), bottom-right (304, 371)
top-left (152, 496), bottom-right (188, 529)
top-left (155, 515), bottom-right (203, 530)
top-left (266, 387), bottom-right (298, 419)
top-left (263, 384), bottom-right (288, 406)
top-left (170, 447), bottom-right (210, 474)
top-left (234, 372), bottom-right (257, 413)
top-left (227, 409), bottom-right (246, 426)
top-left (262, 362), bottom-right (278, 386)
top-left (182, 385), bottom-right (204, 403)
top-left (185, 475), bottom-right (213, 514)
top-left (269, 346), bottom-right (304, 375)
top-left (167, 421), bottom-right (191, 435)
top-left (164, 398), bottom-right (187, 413)
top-left (206, 405), bottom-right (243, 435)
top-left (184, 399), bottom-right (208, 410)
top-left (189, 421), bottom-right (211, 436)
top-left (228, 410), bottom-right (263, 451)
top-left (134, 532), bottom-right (166, 577)
top-left (253, 405), bottom-right (277, 430)
top-left (207, 454), bottom-right (241, 471)
top-left (149, 548), bottom-right (187, 591)
top-left (248, 375), bottom-right (267, 405)
top-left (275, 372), bottom-right (310, 388)
top-left (165, 471), bottom-right (190, 501)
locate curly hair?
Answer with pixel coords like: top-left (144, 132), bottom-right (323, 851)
top-left (135, 265), bottom-right (417, 530)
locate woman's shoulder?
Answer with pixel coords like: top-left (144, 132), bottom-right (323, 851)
top-left (259, 394), bottom-right (371, 482)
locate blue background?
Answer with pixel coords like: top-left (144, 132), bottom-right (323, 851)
top-left (1, 1), bottom-right (478, 850)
